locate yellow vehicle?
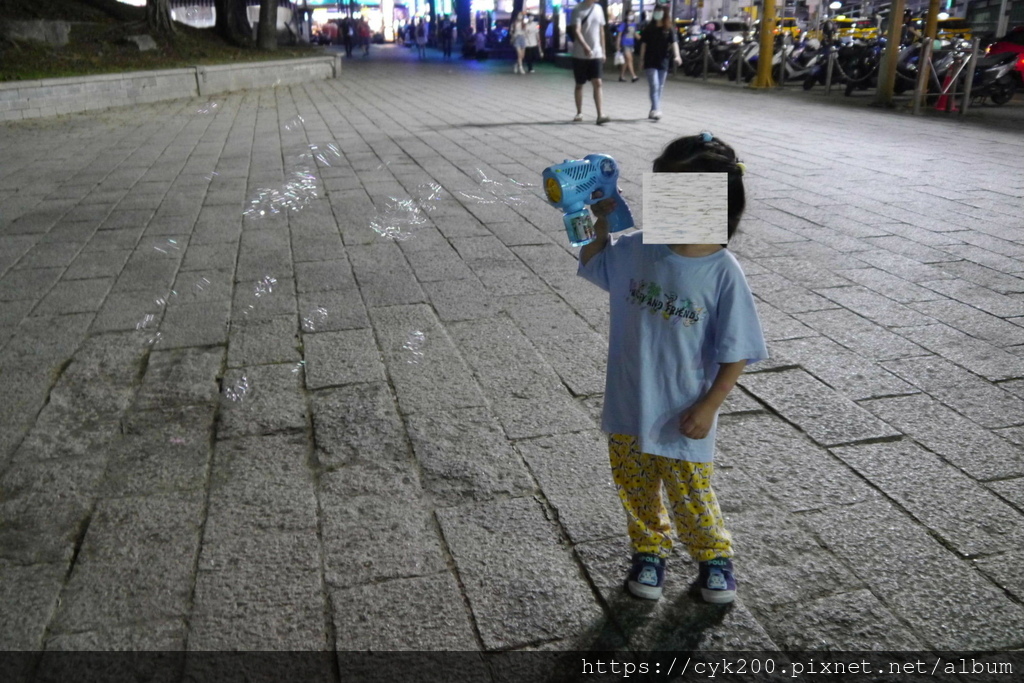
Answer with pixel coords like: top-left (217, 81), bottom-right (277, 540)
top-left (776, 17), bottom-right (801, 39)
top-left (834, 16), bottom-right (879, 41)
top-left (912, 17), bottom-right (973, 42)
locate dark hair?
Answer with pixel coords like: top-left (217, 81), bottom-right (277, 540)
top-left (652, 133), bottom-right (746, 241)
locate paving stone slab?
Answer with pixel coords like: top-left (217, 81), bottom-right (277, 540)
top-left (310, 382), bottom-right (409, 469)
top-left (893, 323), bottom-right (1024, 381)
top-left (719, 386), bottom-right (763, 415)
top-left (157, 299), bottom-right (231, 348)
top-left (230, 276), bottom-right (297, 323)
top-left (746, 272), bottom-right (838, 315)
top-left (738, 369), bottom-right (901, 447)
top-left (881, 355), bottom-right (1024, 429)
top-left (758, 589), bottom-right (927, 651)
top-left (294, 259), bottom-right (357, 293)
top-left (437, 497), bottom-right (604, 651)
top-left (502, 292), bottom-right (599, 341)
top-left (974, 548), bottom-right (1024, 606)
top-left (448, 318), bottom-right (593, 438)
top-left (43, 620), bottom-right (187, 651)
top-left (189, 566), bottom-right (328, 651)
top-left (716, 413), bottom-right (881, 513)
top-left (725, 506), bottom-right (864, 613)
top-left (132, 346), bottom-right (225, 411)
top-left (102, 405), bottom-right (215, 498)
top-left (0, 266), bottom-right (63, 301)
top-left (793, 307), bottom-right (928, 361)
top-left (330, 573), bottom-right (480, 651)
top-left (227, 315), bottom-right (301, 369)
top-left (920, 277), bottom-right (1024, 318)
top-left (832, 440), bottom-right (1024, 557)
top-left (217, 364), bottom-right (307, 439)
top-left (49, 494), bottom-right (204, 634)
top-left (751, 299), bottom-right (819, 343)
top-left (302, 327), bottom-right (385, 389)
top-left (756, 256), bottom-right (855, 289)
top-left (861, 393), bottom-right (1024, 481)
top-left (15, 241), bottom-right (84, 270)
top-left (909, 298), bottom-right (1024, 348)
top-left (369, 304), bottom-right (486, 415)
top-left (0, 562), bottom-right (67, 650)
top-left (347, 242), bottom-right (426, 307)
top-left (320, 465), bottom-right (447, 589)
top-left (404, 407), bottom-right (534, 505)
top-left (422, 277), bottom-right (504, 322)
top-left (166, 268), bottom-right (234, 306)
top-left (804, 499), bottom-right (1024, 650)
top-left (935, 260), bottom-right (1024, 295)
top-left (852, 249), bottom-right (956, 283)
top-left (814, 285), bottom-right (936, 329)
top-left (834, 266), bottom-right (945, 304)
top-left (296, 287), bottom-right (370, 333)
top-left (514, 431), bottom-right (622, 546)
top-left (765, 335), bottom-right (916, 401)
top-left (13, 397), bottom-right (123, 463)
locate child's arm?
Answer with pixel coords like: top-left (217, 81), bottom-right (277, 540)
top-left (579, 197), bottom-right (615, 266)
top-left (678, 360), bottom-right (747, 439)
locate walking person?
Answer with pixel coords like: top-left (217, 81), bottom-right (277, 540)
top-left (358, 18), bottom-right (371, 57)
top-left (512, 14), bottom-right (528, 73)
top-left (415, 18), bottom-right (428, 59)
top-left (523, 15), bottom-right (543, 73)
top-left (570, 0), bottom-right (610, 124)
top-left (617, 11), bottom-right (640, 81)
top-left (577, 132), bottom-right (766, 604)
top-left (639, 3), bottom-right (682, 120)
top-left (440, 15), bottom-right (455, 59)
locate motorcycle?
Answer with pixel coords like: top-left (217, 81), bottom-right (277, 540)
top-left (772, 38), bottom-right (823, 83)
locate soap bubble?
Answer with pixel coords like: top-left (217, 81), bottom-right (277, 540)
top-left (402, 330), bottom-right (426, 364)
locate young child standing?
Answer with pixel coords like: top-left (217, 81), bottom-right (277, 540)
top-left (577, 133), bottom-right (767, 604)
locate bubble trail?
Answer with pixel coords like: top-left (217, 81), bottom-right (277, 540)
top-left (402, 330), bottom-right (426, 364)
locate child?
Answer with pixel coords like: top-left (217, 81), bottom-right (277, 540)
top-left (577, 133), bottom-right (767, 603)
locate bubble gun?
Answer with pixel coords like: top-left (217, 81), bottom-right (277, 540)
top-left (542, 154), bottom-right (634, 248)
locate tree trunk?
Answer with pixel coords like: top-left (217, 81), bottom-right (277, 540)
top-left (215, 0), bottom-right (253, 47)
top-left (257, 0), bottom-right (279, 50)
top-left (146, 0), bottom-right (176, 36)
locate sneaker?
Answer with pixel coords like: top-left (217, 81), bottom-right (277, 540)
top-left (698, 558), bottom-right (736, 604)
top-left (631, 76), bottom-right (640, 82)
top-left (648, 110), bottom-right (656, 119)
top-left (573, 113), bottom-right (584, 122)
top-left (596, 116), bottom-right (611, 125)
top-left (626, 553), bottom-right (666, 600)
top-left (651, 110), bottom-right (662, 120)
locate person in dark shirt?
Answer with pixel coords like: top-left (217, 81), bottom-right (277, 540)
top-left (638, 2), bottom-right (681, 120)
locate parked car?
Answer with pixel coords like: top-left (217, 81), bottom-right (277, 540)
top-left (702, 20), bottom-right (752, 45)
top-left (833, 16), bottom-right (878, 41)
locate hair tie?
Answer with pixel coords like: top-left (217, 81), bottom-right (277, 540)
top-left (735, 162), bottom-right (746, 176)
top-left (698, 131), bottom-right (714, 143)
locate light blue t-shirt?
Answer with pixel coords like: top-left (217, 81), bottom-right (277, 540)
top-left (578, 231), bottom-right (768, 462)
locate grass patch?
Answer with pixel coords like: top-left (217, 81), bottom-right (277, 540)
top-left (1, 0), bottom-right (329, 81)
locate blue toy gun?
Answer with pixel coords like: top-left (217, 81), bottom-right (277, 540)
top-left (542, 154), bottom-right (634, 247)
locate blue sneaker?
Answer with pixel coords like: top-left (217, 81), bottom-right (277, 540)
top-left (626, 553), bottom-right (666, 600)
top-left (698, 558), bottom-right (736, 604)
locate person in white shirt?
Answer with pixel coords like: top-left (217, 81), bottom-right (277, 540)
top-left (570, 0), bottom-right (610, 124)
top-left (523, 15), bottom-right (544, 73)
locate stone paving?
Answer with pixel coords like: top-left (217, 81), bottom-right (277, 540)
top-left (1, 43), bottom-right (1024, 660)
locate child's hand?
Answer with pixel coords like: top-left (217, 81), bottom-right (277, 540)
top-left (678, 401), bottom-right (716, 439)
top-left (591, 196), bottom-right (617, 219)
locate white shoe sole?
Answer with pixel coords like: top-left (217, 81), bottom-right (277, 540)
top-left (701, 588), bottom-right (736, 604)
top-left (627, 580), bottom-right (663, 600)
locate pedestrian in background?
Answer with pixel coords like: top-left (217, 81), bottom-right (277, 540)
top-left (570, 0), bottom-right (610, 124)
top-left (524, 15), bottom-right (543, 73)
top-left (440, 15), bottom-right (455, 59)
top-left (512, 14), bottom-right (528, 73)
top-left (415, 18), bottom-right (428, 59)
top-left (639, 3), bottom-right (681, 120)
top-left (617, 10), bottom-right (640, 82)
top-left (576, 132), bottom-right (766, 605)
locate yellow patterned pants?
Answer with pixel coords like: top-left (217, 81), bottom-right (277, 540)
top-left (609, 433), bottom-right (733, 562)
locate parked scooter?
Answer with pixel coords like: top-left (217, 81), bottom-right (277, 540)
top-left (773, 38), bottom-right (823, 83)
